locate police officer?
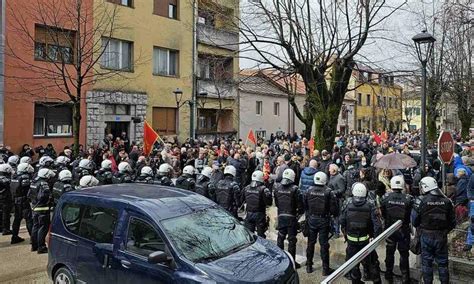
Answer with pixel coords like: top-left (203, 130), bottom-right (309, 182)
top-left (175, 165), bottom-right (196, 191)
top-left (195, 166), bottom-right (216, 200)
top-left (412, 176), bottom-right (455, 284)
top-left (96, 159), bottom-right (113, 185)
top-left (79, 175), bottom-right (100, 189)
top-left (380, 176), bottom-right (413, 283)
top-left (74, 159), bottom-right (94, 185)
top-left (20, 156), bottom-right (32, 165)
top-left (155, 163), bottom-right (174, 186)
top-left (215, 165), bottom-right (241, 217)
top-left (28, 168), bottom-right (55, 253)
top-left (242, 170), bottom-right (272, 238)
top-left (55, 156), bottom-right (71, 172)
top-left (274, 168), bottom-right (303, 267)
top-left (340, 182), bottom-right (382, 284)
top-left (10, 163), bottom-right (34, 244)
top-left (112, 162), bottom-right (134, 184)
top-left (52, 170), bottom-right (75, 205)
top-left (0, 164), bottom-right (13, 235)
top-left (37, 156), bottom-right (54, 171)
top-left (7, 155), bottom-right (19, 172)
top-left (135, 166), bottom-right (155, 184)
top-left (304, 172), bottom-right (338, 275)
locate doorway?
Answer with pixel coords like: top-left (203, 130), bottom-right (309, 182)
top-left (105, 122), bottom-right (130, 139)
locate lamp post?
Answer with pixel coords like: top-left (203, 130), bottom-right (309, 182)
top-left (412, 30), bottom-right (436, 176)
top-left (173, 88), bottom-right (208, 139)
top-left (173, 88), bottom-right (183, 137)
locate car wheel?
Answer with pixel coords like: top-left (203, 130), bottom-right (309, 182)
top-left (54, 267), bottom-right (75, 284)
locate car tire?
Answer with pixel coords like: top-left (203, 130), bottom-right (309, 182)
top-left (54, 267), bottom-right (75, 284)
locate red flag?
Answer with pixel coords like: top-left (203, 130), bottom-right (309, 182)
top-left (143, 121), bottom-right (159, 156)
top-left (247, 129), bottom-right (257, 144)
top-left (309, 137), bottom-right (315, 157)
top-left (372, 131), bottom-right (382, 145)
top-left (381, 131), bottom-right (388, 142)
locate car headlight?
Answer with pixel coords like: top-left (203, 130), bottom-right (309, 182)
top-left (284, 250), bottom-right (296, 270)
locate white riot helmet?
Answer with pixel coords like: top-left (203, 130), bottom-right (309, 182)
top-left (39, 156), bottom-right (54, 167)
top-left (183, 165), bottom-right (195, 176)
top-left (352, 182), bottom-right (368, 198)
top-left (56, 156), bottom-right (70, 165)
top-left (141, 166), bottom-right (154, 176)
top-left (8, 155), bottom-right (19, 166)
top-left (158, 163), bottom-right (172, 175)
top-left (224, 165), bottom-right (237, 177)
top-left (281, 169), bottom-right (296, 185)
top-left (101, 159), bottom-right (112, 170)
top-left (37, 168), bottom-right (55, 179)
top-left (251, 170), bottom-right (264, 183)
top-left (201, 166), bottom-right (213, 179)
top-left (419, 176), bottom-right (438, 194)
top-left (17, 163), bottom-right (34, 174)
top-left (59, 170), bottom-right (73, 182)
top-left (0, 164), bottom-right (13, 175)
top-left (314, 172), bottom-right (328, 186)
top-left (20, 156), bottom-right (32, 164)
top-left (118, 162), bottom-right (132, 174)
top-left (79, 159), bottom-right (93, 170)
top-left (390, 175), bottom-right (405, 190)
top-left (79, 175), bottom-right (99, 188)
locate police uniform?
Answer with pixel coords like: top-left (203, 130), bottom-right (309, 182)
top-left (10, 173), bottom-right (33, 239)
top-left (304, 184), bottom-right (338, 274)
top-left (195, 175), bottom-right (216, 201)
top-left (175, 175), bottom-right (196, 191)
top-left (242, 183), bottom-right (272, 238)
top-left (95, 169), bottom-right (113, 185)
top-left (155, 175), bottom-right (174, 187)
top-left (28, 178), bottom-right (52, 252)
top-left (215, 176), bottom-right (241, 217)
top-left (135, 174), bottom-right (156, 184)
top-left (52, 180), bottom-right (75, 205)
top-left (340, 197), bottom-right (382, 283)
top-left (412, 190), bottom-right (455, 284)
top-left (0, 174), bottom-right (12, 234)
top-left (112, 172), bottom-right (133, 184)
top-left (273, 182), bottom-right (303, 261)
top-left (73, 167), bottom-right (90, 185)
top-left (380, 191), bottom-right (413, 283)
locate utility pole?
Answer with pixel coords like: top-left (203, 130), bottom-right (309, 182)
top-left (0, 0), bottom-right (5, 144)
top-left (190, 0), bottom-right (197, 140)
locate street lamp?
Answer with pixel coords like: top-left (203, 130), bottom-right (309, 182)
top-left (412, 30), bottom-right (436, 176)
top-left (172, 88), bottom-right (208, 139)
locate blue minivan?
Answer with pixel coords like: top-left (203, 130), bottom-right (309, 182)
top-left (47, 184), bottom-right (299, 283)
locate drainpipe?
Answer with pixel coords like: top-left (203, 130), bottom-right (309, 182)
top-left (0, 0), bottom-right (5, 144)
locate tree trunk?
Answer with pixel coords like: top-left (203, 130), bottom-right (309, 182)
top-left (72, 101), bottom-right (81, 156)
top-left (426, 94), bottom-right (438, 144)
top-left (459, 111), bottom-right (472, 140)
top-left (303, 120), bottom-right (312, 139)
top-left (313, 104), bottom-right (340, 151)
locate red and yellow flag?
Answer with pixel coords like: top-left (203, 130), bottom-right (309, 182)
top-left (143, 121), bottom-right (159, 156)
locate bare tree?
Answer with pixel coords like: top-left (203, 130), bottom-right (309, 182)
top-left (4, 0), bottom-right (128, 154)
top-left (235, 0), bottom-right (406, 150)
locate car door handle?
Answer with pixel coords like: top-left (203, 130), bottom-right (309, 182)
top-left (121, 260), bottom-right (131, 269)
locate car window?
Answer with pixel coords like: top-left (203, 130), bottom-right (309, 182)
top-left (62, 203), bottom-right (82, 234)
top-left (78, 205), bottom-right (118, 243)
top-left (126, 218), bottom-right (165, 257)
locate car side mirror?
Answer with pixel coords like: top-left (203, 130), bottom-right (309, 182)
top-left (148, 251), bottom-right (168, 264)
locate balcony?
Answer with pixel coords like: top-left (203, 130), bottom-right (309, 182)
top-left (198, 79), bottom-right (237, 99)
top-left (197, 23), bottom-right (238, 51)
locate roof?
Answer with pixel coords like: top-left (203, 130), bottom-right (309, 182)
top-left (240, 69), bottom-right (306, 95)
top-left (65, 184), bottom-right (214, 220)
top-left (239, 74), bottom-right (287, 97)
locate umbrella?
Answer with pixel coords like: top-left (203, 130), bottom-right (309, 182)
top-left (373, 152), bottom-right (417, 169)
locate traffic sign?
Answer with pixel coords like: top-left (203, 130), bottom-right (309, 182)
top-left (438, 131), bottom-right (454, 164)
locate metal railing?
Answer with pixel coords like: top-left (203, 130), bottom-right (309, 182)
top-left (321, 220), bottom-right (403, 284)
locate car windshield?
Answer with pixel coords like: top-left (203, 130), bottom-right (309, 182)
top-left (161, 207), bottom-right (255, 263)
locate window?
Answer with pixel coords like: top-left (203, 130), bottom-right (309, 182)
top-left (198, 57), bottom-right (211, 80)
top-left (358, 71), bottom-right (367, 82)
top-left (255, 130), bottom-right (266, 139)
top-left (154, 0), bottom-right (179, 19)
top-left (62, 203), bottom-right (82, 235)
top-left (394, 99), bottom-right (398, 109)
top-left (256, 101), bottom-right (263, 115)
top-left (377, 95), bottom-right (381, 107)
top-left (153, 47), bottom-right (178, 76)
top-left (78, 205), bottom-right (118, 243)
top-left (34, 103), bottom-right (72, 137)
top-left (383, 96), bottom-right (387, 107)
top-left (357, 119), bottom-right (362, 131)
top-left (152, 107), bottom-right (176, 135)
top-left (107, 0), bottom-right (133, 7)
top-left (273, 102), bottom-right (280, 116)
top-left (198, 55), bottom-right (232, 81)
top-left (357, 93), bottom-right (362, 106)
top-left (368, 72), bottom-right (372, 82)
top-left (198, 10), bottom-right (215, 26)
top-left (34, 25), bottom-right (75, 64)
top-left (389, 97), bottom-right (393, 108)
top-left (105, 104), bottom-right (130, 115)
top-left (101, 38), bottom-right (133, 71)
top-left (366, 94), bottom-right (371, 106)
top-left (126, 218), bottom-right (165, 257)
top-left (198, 109), bottom-right (217, 131)
top-left (415, 107), bottom-right (421, 115)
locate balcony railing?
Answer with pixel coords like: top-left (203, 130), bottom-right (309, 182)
top-left (197, 23), bottom-right (238, 51)
top-left (198, 79), bottom-right (237, 99)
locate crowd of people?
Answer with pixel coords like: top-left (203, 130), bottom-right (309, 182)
top-left (0, 129), bottom-right (473, 284)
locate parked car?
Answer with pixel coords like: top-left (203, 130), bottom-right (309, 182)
top-left (47, 184), bottom-right (299, 283)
